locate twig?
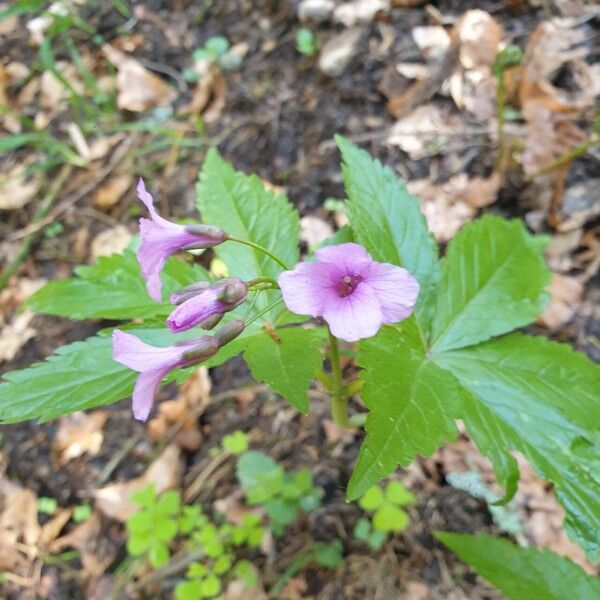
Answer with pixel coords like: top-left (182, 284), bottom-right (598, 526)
top-left (95, 433), bottom-right (142, 487)
top-left (0, 165), bottom-right (73, 292)
top-left (9, 134), bottom-right (138, 243)
top-left (527, 137), bottom-right (600, 180)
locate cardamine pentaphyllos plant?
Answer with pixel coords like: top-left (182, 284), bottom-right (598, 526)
top-left (2, 137), bottom-right (599, 564)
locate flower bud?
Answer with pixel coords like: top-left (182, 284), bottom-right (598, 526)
top-left (170, 282), bottom-right (211, 305)
top-left (200, 313), bottom-right (224, 330)
top-left (214, 320), bottom-right (245, 347)
top-left (183, 224), bottom-right (228, 249)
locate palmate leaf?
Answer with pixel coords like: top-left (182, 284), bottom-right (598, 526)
top-left (27, 250), bottom-right (209, 320)
top-left (336, 136), bottom-right (439, 332)
top-left (430, 216), bottom-right (550, 352)
top-left (243, 327), bottom-right (323, 413)
top-left (347, 320), bottom-right (459, 500)
top-left (437, 334), bottom-right (600, 560)
top-left (196, 149), bottom-right (299, 323)
top-left (436, 533), bottom-right (600, 600)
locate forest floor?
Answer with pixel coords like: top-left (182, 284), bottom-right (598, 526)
top-left (0, 1), bottom-right (599, 598)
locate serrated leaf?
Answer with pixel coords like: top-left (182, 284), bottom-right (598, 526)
top-left (347, 320), bottom-right (459, 500)
top-left (0, 326), bottom-right (205, 423)
top-left (28, 250), bottom-right (209, 320)
top-left (336, 136), bottom-right (439, 331)
top-left (197, 148), bottom-right (299, 322)
top-left (243, 328), bottom-right (323, 413)
top-left (430, 216), bottom-right (550, 353)
top-left (437, 333), bottom-right (600, 560)
top-left (436, 533), bottom-right (600, 600)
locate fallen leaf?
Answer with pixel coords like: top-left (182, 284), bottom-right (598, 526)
top-left (333, 0), bottom-right (389, 27)
top-left (223, 580), bottom-right (267, 600)
top-left (456, 10), bottom-right (502, 70)
top-left (300, 215), bottom-right (334, 248)
top-left (0, 277), bottom-right (46, 324)
top-left (411, 26), bottom-right (451, 60)
top-left (91, 225), bottom-right (132, 260)
top-left (94, 444), bottom-right (182, 521)
top-left (403, 581), bottom-right (430, 600)
top-left (537, 273), bottom-right (583, 330)
top-left (51, 513), bottom-right (116, 577)
top-left (102, 44), bottom-right (177, 112)
top-left (0, 164), bottom-right (40, 210)
top-left (92, 174), bottom-right (133, 211)
top-left (0, 309), bottom-right (36, 363)
top-left (39, 508), bottom-right (73, 548)
top-left (318, 28), bottom-right (362, 77)
top-left (387, 104), bottom-right (460, 159)
top-left (0, 474), bottom-right (41, 547)
top-left (298, 0), bottom-right (336, 23)
top-left (53, 411), bottom-right (108, 465)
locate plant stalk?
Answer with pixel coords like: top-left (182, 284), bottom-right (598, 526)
top-left (227, 236), bottom-right (290, 270)
top-left (328, 330), bottom-right (351, 428)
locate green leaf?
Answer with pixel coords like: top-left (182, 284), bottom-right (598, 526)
top-left (148, 542), bottom-right (170, 567)
top-left (38, 497), bottom-right (58, 515)
top-left (200, 574), bottom-right (221, 598)
top-left (313, 540), bottom-right (343, 568)
top-left (358, 486), bottom-right (384, 511)
top-left (157, 490), bottom-right (181, 516)
top-left (244, 328), bottom-right (323, 413)
top-left (0, 335), bottom-right (135, 423)
top-left (430, 216), bottom-right (550, 353)
top-left (436, 533), bottom-right (600, 600)
top-left (127, 534), bottom-right (152, 556)
top-left (222, 430), bottom-right (249, 455)
top-left (385, 482), bottom-right (414, 506)
top-left (265, 498), bottom-right (298, 527)
top-left (353, 518), bottom-right (371, 541)
top-left (372, 505), bottom-right (409, 533)
top-left (437, 334), bottom-right (600, 561)
top-left (197, 148), bottom-right (299, 322)
top-left (336, 136), bottom-right (439, 331)
top-left (175, 579), bottom-right (203, 600)
top-left (347, 321), bottom-right (458, 500)
top-left (237, 451), bottom-right (284, 503)
top-left (0, 326), bottom-right (208, 423)
top-left (28, 250), bottom-right (209, 320)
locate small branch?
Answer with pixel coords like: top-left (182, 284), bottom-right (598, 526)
top-left (0, 165), bottom-right (73, 292)
top-left (527, 137), bottom-right (600, 180)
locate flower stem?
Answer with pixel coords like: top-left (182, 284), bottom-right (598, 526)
top-left (245, 297), bottom-right (284, 327)
top-left (227, 237), bottom-right (290, 271)
top-left (247, 276), bottom-right (280, 289)
top-left (328, 330), bottom-right (352, 428)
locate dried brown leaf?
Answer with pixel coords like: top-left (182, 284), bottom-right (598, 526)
top-left (300, 215), bottom-right (334, 248)
top-left (92, 174), bottom-right (133, 211)
top-left (94, 444), bottom-right (182, 521)
top-left (53, 411), bottom-right (108, 466)
top-left (536, 273), bottom-right (583, 330)
top-left (102, 44), bottom-right (177, 112)
top-left (0, 164), bottom-right (40, 210)
top-left (0, 309), bottom-right (36, 363)
top-left (90, 225), bottom-right (132, 260)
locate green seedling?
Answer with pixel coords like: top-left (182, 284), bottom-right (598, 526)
top-left (236, 451), bottom-right (323, 536)
top-left (354, 481), bottom-right (414, 549)
top-left (296, 28), bottom-right (318, 57)
top-left (222, 430), bottom-right (249, 455)
top-left (126, 485), bottom-right (181, 567)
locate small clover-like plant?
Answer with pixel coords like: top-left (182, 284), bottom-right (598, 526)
top-left (222, 430), bottom-right (249, 455)
top-left (126, 485), bottom-right (181, 567)
top-left (354, 481), bottom-right (414, 549)
top-left (296, 28), bottom-right (318, 57)
top-left (236, 451), bottom-right (322, 535)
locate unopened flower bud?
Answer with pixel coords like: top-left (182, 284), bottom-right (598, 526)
top-left (217, 280), bottom-right (248, 304)
top-left (182, 224), bottom-right (228, 249)
top-left (200, 313), bottom-right (224, 330)
top-left (170, 282), bottom-right (211, 305)
top-left (214, 319), bottom-right (245, 347)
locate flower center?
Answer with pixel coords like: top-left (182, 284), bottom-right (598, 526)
top-left (338, 274), bottom-right (363, 297)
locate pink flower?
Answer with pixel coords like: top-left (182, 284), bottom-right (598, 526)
top-left (167, 278), bottom-right (248, 333)
top-left (136, 179), bottom-right (227, 302)
top-left (278, 243), bottom-right (419, 342)
top-left (112, 320), bottom-right (244, 421)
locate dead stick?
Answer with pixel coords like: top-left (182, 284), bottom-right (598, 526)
top-left (0, 165), bottom-right (73, 292)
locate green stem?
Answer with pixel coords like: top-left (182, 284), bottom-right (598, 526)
top-left (528, 136), bottom-right (600, 179)
top-left (246, 276), bottom-right (279, 289)
top-left (328, 330), bottom-right (351, 428)
top-left (495, 72), bottom-right (506, 171)
top-left (245, 297), bottom-right (284, 327)
top-left (226, 236), bottom-right (290, 270)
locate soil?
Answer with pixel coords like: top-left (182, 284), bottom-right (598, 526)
top-left (1, 1), bottom-right (598, 598)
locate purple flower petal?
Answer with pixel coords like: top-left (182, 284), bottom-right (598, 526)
top-left (278, 261), bottom-right (341, 318)
top-left (365, 262), bottom-right (420, 324)
top-left (132, 367), bottom-right (171, 421)
top-left (315, 243), bottom-right (372, 271)
top-left (322, 283), bottom-right (383, 342)
top-left (112, 330), bottom-right (193, 372)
